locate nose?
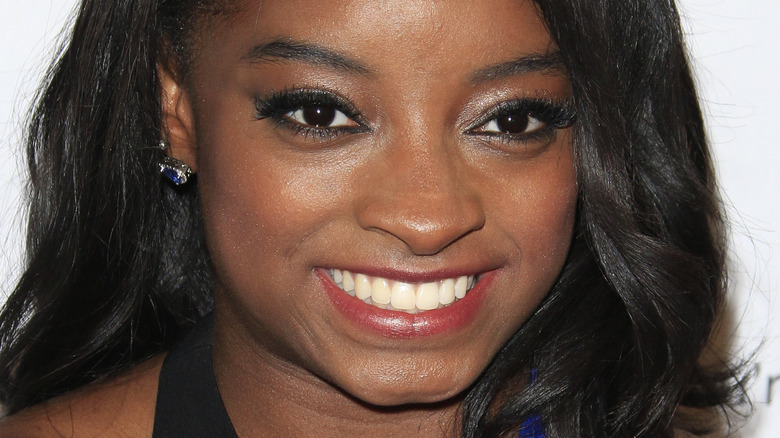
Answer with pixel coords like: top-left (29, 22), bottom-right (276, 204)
top-left (355, 133), bottom-right (485, 256)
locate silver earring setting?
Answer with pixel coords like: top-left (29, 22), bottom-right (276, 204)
top-left (159, 156), bottom-right (192, 185)
top-left (158, 140), bottom-right (193, 185)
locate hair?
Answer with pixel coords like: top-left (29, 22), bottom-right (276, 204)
top-left (0, 0), bottom-right (747, 436)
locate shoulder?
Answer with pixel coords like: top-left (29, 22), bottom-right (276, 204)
top-left (0, 355), bottom-right (164, 438)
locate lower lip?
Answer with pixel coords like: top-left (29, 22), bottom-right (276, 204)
top-left (316, 269), bottom-right (494, 338)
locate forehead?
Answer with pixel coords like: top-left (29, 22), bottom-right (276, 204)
top-left (192, 0), bottom-right (557, 77)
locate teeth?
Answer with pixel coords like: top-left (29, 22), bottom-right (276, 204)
top-left (355, 274), bottom-right (372, 300)
top-left (342, 271), bottom-right (355, 294)
top-left (330, 269), bottom-right (478, 313)
top-left (371, 278), bottom-right (392, 304)
top-left (455, 276), bottom-right (469, 299)
top-left (333, 269), bottom-right (343, 284)
top-left (416, 282), bottom-right (439, 311)
top-left (439, 279), bottom-right (456, 305)
top-left (391, 282), bottom-right (416, 310)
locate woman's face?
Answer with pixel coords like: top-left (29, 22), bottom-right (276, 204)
top-left (172, 0), bottom-right (577, 406)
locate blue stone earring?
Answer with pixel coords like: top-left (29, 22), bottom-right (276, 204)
top-left (158, 140), bottom-right (193, 185)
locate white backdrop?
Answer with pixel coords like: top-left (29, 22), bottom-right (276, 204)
top-left (1, 1), bottom-right (778, 435)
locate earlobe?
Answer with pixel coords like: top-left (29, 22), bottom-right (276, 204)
top-left (158, 62), bottom-right (198, 173)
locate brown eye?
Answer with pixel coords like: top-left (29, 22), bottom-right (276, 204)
top-left (495, 114), bottom-right (529, 133)
top-left (286, 105), bottom-right (353, 128)
top-left (301, 106), bottom-right (335, 126)
top-left (480, 111), bottom-right (545, 135)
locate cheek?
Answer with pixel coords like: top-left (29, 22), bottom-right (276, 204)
top-left (498, 145), bottom-right (578, 292)
top-left (521, 177), bottom-right (577, 262)
top-left (198, 158), bottom-right (325, 278)
top-left (188, 85), bottom-right (339, 286)
top-left (194, 131), bottom-right (328, 299)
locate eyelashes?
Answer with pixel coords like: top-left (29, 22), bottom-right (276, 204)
top-left (254, 88), bottom-right (369, 141)
top-left (465, 98), bottom-right (576, 144)
top-left (253, 87), bottom-right (576, 146)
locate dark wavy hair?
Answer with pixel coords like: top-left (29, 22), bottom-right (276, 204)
top-left (0, 0), bottom-right (747, 436)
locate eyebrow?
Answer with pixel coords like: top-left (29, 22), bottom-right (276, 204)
top-left (243, 38), bottom-right (374, 76)
top-left (469, 52), bottom-right (566, 84)
top-left (243, 39), bottom-right (565, 83)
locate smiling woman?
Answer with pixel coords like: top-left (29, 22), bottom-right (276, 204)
top-left (0, 0), bottom-right (746, 437)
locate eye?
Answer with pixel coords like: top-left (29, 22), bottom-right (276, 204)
top-left (467, 98), bottom-right (576, 144)
top-left (477, 112), bottom-right (546, 135)
top-left (254, 88), bottom-right (368, 141)
top-left (285, 105), bottom-right (355, 128)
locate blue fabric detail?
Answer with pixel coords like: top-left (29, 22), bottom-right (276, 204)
top-left (518, 414), bottom-right (546, 437)
top-left (518, 368), bottom-right (545, 437)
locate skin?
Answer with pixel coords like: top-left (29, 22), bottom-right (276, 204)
top-left (172, 0), bottom-right (577, 435)
top-left (0, 356), bottom-right (162, 437)
top-left (0, 0), bottom-right (579, 436)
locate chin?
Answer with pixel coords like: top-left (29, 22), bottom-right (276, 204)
top-left (334, 365), bottom-right (477, 407)
top-left (352, 385), bottom-right (465, 408)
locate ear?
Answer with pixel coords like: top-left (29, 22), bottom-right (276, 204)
top-left (159, 62), bottom-right (198, 172)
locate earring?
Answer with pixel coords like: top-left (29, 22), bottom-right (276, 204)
top-left (158, 140), bottom-right (193, 185)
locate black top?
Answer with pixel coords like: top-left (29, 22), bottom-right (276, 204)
top-left (151, 314), bottom-right (237, 437)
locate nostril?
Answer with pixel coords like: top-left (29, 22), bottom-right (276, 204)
top-left (353, 133), bottom-right (485, 255)
top-left (358, 196), bottom-right (485, 256)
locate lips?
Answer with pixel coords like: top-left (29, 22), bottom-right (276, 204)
top-left (317, 268), bottom-right (494, 338)
top-left (330, 269), bottom-right (477, 313)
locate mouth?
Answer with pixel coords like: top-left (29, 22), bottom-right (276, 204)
top-left (330, 269), bottom-right (477, 314)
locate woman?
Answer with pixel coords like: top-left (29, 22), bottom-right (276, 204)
top-left (0, 0), bottom-right (746, 436)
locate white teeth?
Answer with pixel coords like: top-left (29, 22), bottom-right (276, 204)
top-left (333, 269), bottom-right (343, 284)
top-left (439, 278), bottom-right (456, 305)
top-left (330, 269), bottom-right (479, 313)
top-left (390, 282), bottom-right (416, 310)
top-left (416, 282), bottom-right (440, 310)
top-left (342, 271), bottom-right (355, 293)
top-left (355, 274), bottom-right (372, 300)
top-left (455, 276), bottom-right (469, 299)
top-left (371, 278), bottom-right (392, 304)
